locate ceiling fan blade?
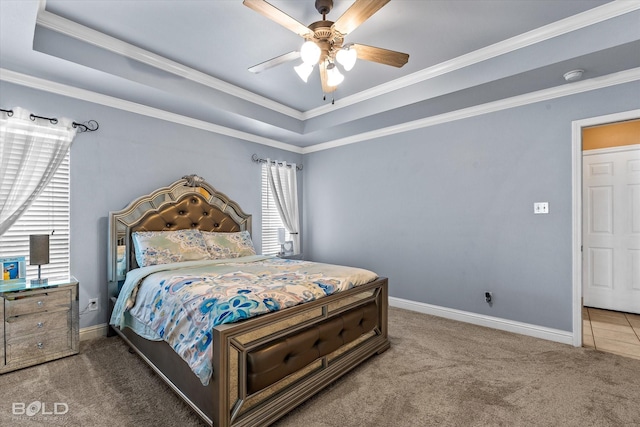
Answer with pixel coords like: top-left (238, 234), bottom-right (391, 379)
top-left (319, 61), bottom-right (337, 93)
top-left (248, 51), bottom-right (301, 74)
top-left (243, 0), bottom-right (312, 37)
top-left (352, 43), bottom-right (409, 68)
top-left (333, 0), bottom-right (390, 35)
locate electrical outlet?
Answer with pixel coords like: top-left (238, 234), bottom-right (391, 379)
top-left (88, 298), bottom-right (99, 312)
top-left (534, 202), bottom-right (549, 214)
top-left (484, 291), bottom-right (493, 304)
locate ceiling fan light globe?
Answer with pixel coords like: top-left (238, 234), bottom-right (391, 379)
top-left (326, 63), bottom-right (344, 86)
top-left (336, 48), bottom-right (357, 71)
top-left (294, 63), bottom-right (314, 83)
top-left (301, 41), bottom-right (321, 65)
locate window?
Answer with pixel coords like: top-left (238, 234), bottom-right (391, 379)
top-left (0, 152), bottom-right (70, 279)
top-left (261, 164), bottom-right (290, 255)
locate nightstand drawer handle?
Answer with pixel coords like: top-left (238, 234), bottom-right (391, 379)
top-left (37, 301), bottom-right (44, 307)
top-left (37, 342), bottom-right (44, 349)
top-left (37, 322), bottom-right (44, 328)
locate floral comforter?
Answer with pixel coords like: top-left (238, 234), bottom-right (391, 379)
top-left (109, 255), bottom-right (378, 385)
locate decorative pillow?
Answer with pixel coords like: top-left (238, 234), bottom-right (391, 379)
top-left (132, 229), bottom-right (210, 267)
top-left (202, 230), bottom-right (256, 260)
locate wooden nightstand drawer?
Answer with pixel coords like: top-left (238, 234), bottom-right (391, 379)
top-left (5, 329), bottom-right (72, 365)
top-left (5, 310), bottom-right (70, 338)
top-left (4, 288), bottom-right (71, 317)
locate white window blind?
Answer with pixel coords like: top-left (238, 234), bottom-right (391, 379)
top-left (0, 153), bottom-right (70, 279)
top-left (261, 164), bottom-right (290, 255)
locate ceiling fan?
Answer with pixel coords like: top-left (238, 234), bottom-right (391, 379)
top-left (243, 0), bottom-right (409, 95)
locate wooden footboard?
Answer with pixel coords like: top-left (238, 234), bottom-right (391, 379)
top-left (213, 277), bottom-right (389, 427)
top-left (113, 277), bottom-right (389, 427)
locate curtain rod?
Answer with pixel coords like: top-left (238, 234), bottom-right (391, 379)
top-left (252, 154), bottom-right (303, 171)
top-left (1, 108), bottom-right (99, 133)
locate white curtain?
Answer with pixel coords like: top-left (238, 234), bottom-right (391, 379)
top-left (266, 158), bottom-right (300, 254)
top-left (0, 107), bottom-right (77, 236)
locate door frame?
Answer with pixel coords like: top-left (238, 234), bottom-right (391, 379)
top-left (571, 108), bottom-right (640, 347)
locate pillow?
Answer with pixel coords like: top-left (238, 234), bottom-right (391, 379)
top-left (202, 230), bottom-right (256, 260)
top-left (132, 229), bottom-right (210, 267)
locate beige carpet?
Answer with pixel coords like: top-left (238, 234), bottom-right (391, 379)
top-left (1, 307), bottom-right (639, 426)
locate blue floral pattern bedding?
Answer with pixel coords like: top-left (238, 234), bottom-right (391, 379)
top-left (110, 255), bottom-right (378, 385)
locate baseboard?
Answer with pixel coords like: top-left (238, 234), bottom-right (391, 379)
top-left (80, 323), bottom-right (109, 341)
top-left (389, 296), bottom-right (573, 345)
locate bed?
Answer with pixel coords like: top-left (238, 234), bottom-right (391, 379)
top-left (107, 175), bottom-right (389, 427)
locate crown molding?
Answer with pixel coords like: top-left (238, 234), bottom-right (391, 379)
top-left (302, 68), bottom-right (640, 154)
top-left (0, 68), bottom-right (304, 154)
top-left (35, 9), bottom-right (304, 121)
top-left (3, 67), bottom-right (637, 156)
top-left (303, 0), bottom-right (640, 118)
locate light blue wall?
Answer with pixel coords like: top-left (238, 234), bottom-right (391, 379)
top-left (3, 79), bottom-right (639, 333)
top-left (0, 81), bottom-right (302, 329)
top-left (302, 82), bottom-right (640, 332)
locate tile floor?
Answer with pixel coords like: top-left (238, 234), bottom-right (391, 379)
top-left (583, 307), bottom-right (640, 360)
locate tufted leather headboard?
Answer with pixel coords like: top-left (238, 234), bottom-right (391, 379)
top-left (107, 175), bottom-right (252, 297)
top-left (131, 193), bottom-right (242, 234)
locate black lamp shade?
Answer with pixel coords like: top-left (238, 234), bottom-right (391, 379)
top-left (29, 234), bottom-right (50, 265)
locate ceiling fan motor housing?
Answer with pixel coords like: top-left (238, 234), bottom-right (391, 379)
top-left (308, 20), bottom-right (343, 63)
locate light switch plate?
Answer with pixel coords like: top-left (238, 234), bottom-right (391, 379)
top-left (534, 202), bottom-right (549, 214)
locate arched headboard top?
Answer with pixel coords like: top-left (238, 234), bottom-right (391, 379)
top-left (107, 175), bottom-right (252, 296)
top-left (130, 192), bottom-right (243, 234)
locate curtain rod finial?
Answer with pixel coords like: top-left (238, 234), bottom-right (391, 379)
top-left (73, 120), bottom-right (99, 133)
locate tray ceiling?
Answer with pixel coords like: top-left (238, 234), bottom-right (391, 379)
top-left (1, 0), bottom-right (639, 151)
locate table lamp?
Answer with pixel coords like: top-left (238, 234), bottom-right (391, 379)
top-left (30, 234), bottom-right (49, 284)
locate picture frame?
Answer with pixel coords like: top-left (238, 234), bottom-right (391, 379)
top-left (282, 240), bottom-right (294, 256)
top-left (1, 256), bottom-right (27, 282)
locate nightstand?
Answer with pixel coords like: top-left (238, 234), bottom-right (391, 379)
top-left (0, 277), bottom-right (79, 373)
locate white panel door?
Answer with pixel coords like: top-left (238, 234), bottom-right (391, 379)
top-left (583, 146), bottom-right (640, 314)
